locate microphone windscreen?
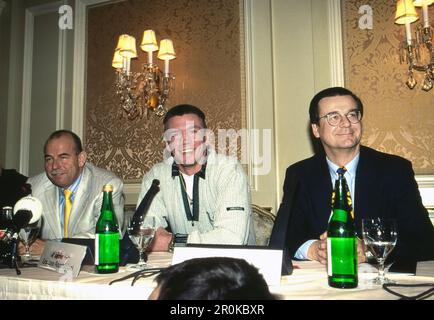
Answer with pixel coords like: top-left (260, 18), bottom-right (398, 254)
top-left (12, 210), bottom-right (32, 229)
top-left (13, 196), bottom-right (42, 224)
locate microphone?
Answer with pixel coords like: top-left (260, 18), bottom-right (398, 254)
top-left (13, 196), bottom-right (42, 225)
top-left (132, 179), bottom-right (160, 224)
top-left (120, 179), bottom-right (160, 266)
top-left (2, 196), bottom-right (43, 242)
top-left (0, 196), bottom-right (42, 274)
top-left (12, 210), bottom-right (32, 230)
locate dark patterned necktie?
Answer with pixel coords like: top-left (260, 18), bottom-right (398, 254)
top-left (337, 167), bottom-right (347, 176)
top-left (336, 166), bottom-right (354, 218)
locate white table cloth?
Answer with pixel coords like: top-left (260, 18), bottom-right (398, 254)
top-left (0, 253), bottom-right (432, 300)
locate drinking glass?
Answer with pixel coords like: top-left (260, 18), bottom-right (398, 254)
top-left (362, 218), bottom-right (397, 285)
top-left (0, 207), bottom-right (13, 241)
top-left (0, 206), bottom-right (13, 230)
top-left (18, 223), bottom-right (40, 261)
top-left (127, 216), bottom-right (156, 270)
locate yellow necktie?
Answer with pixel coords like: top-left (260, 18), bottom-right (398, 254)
top-left (63, 189), bottom-right (72, 238)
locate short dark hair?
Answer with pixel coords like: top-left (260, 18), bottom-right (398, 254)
top-left (153, 257), bottom-right (275, 300)
top-left (309, 87), bottom-right (364, 124)
top-left (43, 130), bottom-right (83, 155)
top-left (163, 104), bottom-right (207, 130)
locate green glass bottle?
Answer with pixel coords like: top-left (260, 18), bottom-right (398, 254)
top-left (95, 184), bottom-right (119, 274)
top-left (327, 169), bottom-right (358, 288)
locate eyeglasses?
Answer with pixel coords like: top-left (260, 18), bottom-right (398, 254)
top-left (318, 110), bottom-right (362, 127)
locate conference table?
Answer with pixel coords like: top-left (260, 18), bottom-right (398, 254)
top-left (0, 252), bottom-right (432, 300)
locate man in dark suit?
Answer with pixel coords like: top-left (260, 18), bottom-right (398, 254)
top-left (270, 87), bottom-right (434, 265)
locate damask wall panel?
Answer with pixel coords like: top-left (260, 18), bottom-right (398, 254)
top-left (342, 0), bottom-right (434, 174)
top-left (85, 0), bottom-right (243, 182)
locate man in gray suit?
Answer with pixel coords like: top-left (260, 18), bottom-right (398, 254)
top-left (23, 130), bottom-right (124, 255)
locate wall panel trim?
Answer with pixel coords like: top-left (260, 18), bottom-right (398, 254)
top-left (243, 0), bottom-right (256, 191)
top-left (71, 0), bottom-right (88, 140)
top-left (327, 0), bottom-right (344, 86)
top-left (56, 1), bottom-right (68, 129)
top-left (72, 0), bottom-right (126, 140)
top-left (0, 1), bottom-right (6, 17)
top-left (20, 1), bottom-right (64, 175)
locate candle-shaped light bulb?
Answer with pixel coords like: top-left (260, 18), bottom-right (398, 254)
top-left (422, 4), bottom-right (429, 28)
top-left (122, 57), bottom-right (127, 73)
top-left (413, 0), bottom-right (433, 28)
top-left (405, 21), bottom-right (412, 45)
top-left (126, 57), bottom-right (131, 75)
top-left (164, 60), bottom-right (170, 74)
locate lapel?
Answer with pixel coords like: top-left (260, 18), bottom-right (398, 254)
top-left (68, 164), bottom-right (92, 235)
top-left (311, 152), bottom-right (334, 226)
top-left (355, 146), bottom-right (378, 229)
top-left (42, 179), bottom-right (62, 237)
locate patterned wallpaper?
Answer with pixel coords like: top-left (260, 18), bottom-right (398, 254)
top-left (85, 0), bottom-right (243, 182)
top-left (342, 0), bottom-right (434, 174)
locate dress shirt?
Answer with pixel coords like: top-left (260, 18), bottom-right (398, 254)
top-left (181, 172), bottom-right (194, 211)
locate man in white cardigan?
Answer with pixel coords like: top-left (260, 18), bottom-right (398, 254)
top-left (137, 104), bottom-right (255, 249)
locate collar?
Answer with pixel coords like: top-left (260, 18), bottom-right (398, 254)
top-left (326, 153), bottom-right (360, 181)
top-left (171, 162), bottom-right (207, 179)
top-left (59, 170), bottom-right (83, 197)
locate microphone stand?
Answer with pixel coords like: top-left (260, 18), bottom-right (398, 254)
top-left (1, 231), bottom-right (22, 275)
top-left (10, 234), bottom-right (21, 275)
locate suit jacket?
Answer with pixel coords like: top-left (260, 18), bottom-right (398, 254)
top-left (270, 146), bottom-right (434, 262)
top-left (28, 163), bottom-right (125, 240)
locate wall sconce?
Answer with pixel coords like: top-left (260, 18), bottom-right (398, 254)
top-left (395, 0), bottom-right (433, 91)
top-left (112, 30), bottom-right (176, 120)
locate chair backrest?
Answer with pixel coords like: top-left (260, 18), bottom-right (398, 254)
top-left (427, 208), bottom-right (434, 227)
top-left (416, 176), bottom-right (434, 226)
top-left (251, 204), bottom-right (275, 246)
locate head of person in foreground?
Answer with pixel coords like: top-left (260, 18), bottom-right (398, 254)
top-left (149, 256), bottom-right (276, 300)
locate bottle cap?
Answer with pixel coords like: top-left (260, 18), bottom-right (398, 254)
top-left (103, 184), bottom-right (113, 192)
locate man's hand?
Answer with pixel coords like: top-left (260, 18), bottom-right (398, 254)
top-left (307, 231), bottom-right (328, 264)
top-left (146, 227), bottom-right (173, 252)
top-left (17, 239), bottom-right (46, 256)
top-left (308, 232), bottom-right (367, 264)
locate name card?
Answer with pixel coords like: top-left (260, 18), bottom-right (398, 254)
top-left (38, 240), bottom-right (87, 278)
top-left (172, 245), bottom-right (283, 285)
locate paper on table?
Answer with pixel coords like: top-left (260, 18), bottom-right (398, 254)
top-left (38, 240), bottom-right (87, 278)
top-left (172, 246), bottom-right (283, 285)
top-left (416, 260), bottom-right (434, 277)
